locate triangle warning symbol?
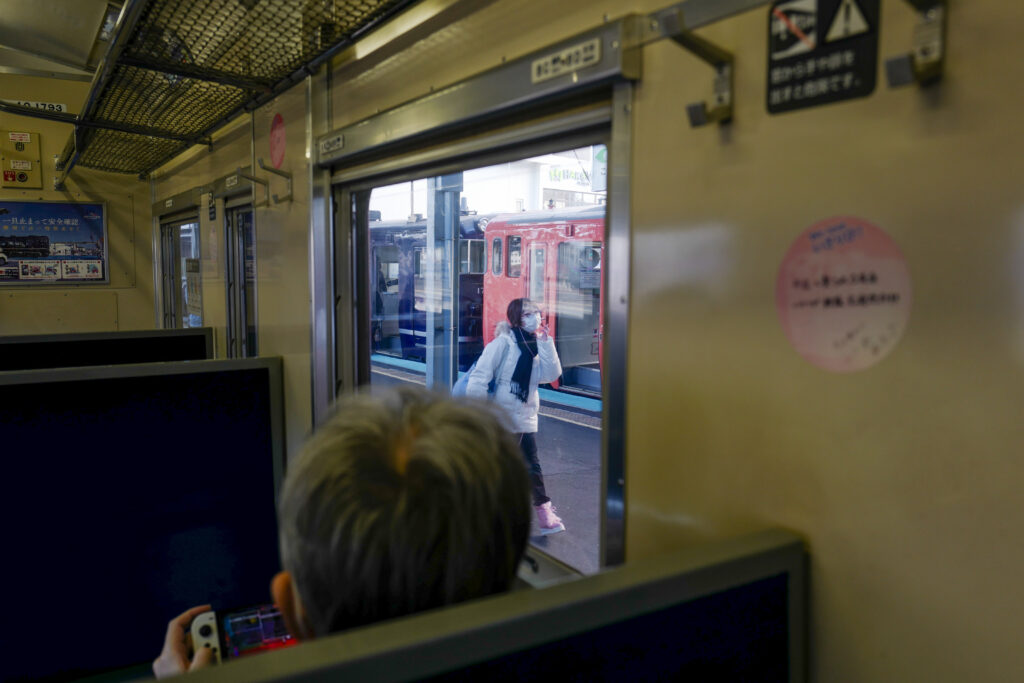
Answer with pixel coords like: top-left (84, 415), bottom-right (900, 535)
top-left (826, 0), bottom-right (870, 42)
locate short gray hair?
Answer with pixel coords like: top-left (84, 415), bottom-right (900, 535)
top-left (278, 386), bottom-right (531, 636)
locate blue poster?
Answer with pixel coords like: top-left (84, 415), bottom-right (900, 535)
top-left (0, 200), bottom-right (108, 285)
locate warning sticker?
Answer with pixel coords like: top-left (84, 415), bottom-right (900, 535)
top-left (10, 160), bottom-right (31, 170)
top-left (767, 0), bottom-right (879, 114)
top-left (3, 171), bottom-right (14, 182)
top-left (8, 132), bottom-right (31, 143)
top-left (776, 216), bottom-right (912, 372)
top-left (825, 0), bottom-right (870, 41)
top-left (770, 0), bottom-right (818, 60)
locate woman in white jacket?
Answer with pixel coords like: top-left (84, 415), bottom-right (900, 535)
top-left (466, 298), bottom-right (565, 534)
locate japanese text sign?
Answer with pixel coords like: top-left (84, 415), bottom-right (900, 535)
top-left (767, 0), bottom-right (879, 114)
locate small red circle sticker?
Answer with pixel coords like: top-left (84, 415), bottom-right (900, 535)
top-left (270, 113), bottom-right (286, 169)
top-left (776, 216), bottom-right (912, 372)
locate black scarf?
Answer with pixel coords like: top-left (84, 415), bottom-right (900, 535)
top-left (509, 327), bottom-right (538, 403)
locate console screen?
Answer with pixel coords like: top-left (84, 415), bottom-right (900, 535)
top-left (222, 604), bottom-right (296, 659)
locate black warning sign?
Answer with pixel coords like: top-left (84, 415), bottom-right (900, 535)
top-left (767, 0), bottom-right (879, 114)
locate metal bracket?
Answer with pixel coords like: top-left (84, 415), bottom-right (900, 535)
top-left (257, 158), bottom-right (294, 204)
top-left (659, 9), bottom-right (734, 127)
top-left (885, 0), bottom-right (947, 87)
top-left (236, 167), bottom-right (269, 208)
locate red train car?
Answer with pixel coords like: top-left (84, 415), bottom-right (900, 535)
top-left (483, 205), bottom-right (605, 394)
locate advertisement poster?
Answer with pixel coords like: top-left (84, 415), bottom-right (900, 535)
top-left (0, 200), bottom-right (108, 285)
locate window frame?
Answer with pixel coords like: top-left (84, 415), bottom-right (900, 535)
top-left (318, 54), bottom-right (635, 571)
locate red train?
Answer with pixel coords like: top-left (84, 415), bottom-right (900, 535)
top-left (482, 205), bottom-right (604, 394)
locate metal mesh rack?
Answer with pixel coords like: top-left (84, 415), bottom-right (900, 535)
top-left (56, 0), bottom-right (419, 180)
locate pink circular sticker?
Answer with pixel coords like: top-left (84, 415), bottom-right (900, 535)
top-left (269, 113), bottom-right (286, 169)
top-left (776, 216), bottom-right (912, 372)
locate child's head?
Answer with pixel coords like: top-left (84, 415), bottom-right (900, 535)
top-left (274, 387), bottom-right (530, 637)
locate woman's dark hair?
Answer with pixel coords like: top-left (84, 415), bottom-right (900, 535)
top-left (506, 298), bottom-right (531, 328)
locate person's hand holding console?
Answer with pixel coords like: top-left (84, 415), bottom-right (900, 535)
top-left (153, 605), bottom-right (215, 677)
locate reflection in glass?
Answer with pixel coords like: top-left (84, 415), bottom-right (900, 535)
top-left (226, 208), bottom-right (258, 357)
top-left (160, 221), bottom-right (202, 329)
top-left (179, 223), bottom-right (202, 328)
top-left (241, 211), bottom-right (258, 355)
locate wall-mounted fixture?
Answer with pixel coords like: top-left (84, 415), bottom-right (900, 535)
top-left (235, 167), bottom-right (269, 209)
top-left (885, 0), bottom-right (947, 87)
top-left (657, 9), bottom-right (734, 127)
top-left (256, 158), bottom-right (293, 204)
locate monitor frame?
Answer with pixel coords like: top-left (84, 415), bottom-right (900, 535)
top-left (0, 326), bottom-right (214, 360)
top-left (173, 529), bottom-right (806, 683)
top-left (0, 356), bottom-right (284, 503)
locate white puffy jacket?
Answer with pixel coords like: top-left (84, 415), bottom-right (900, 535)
top-left (466, 321), bottom-right (562, 433)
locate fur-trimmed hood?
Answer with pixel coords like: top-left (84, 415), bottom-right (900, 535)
top-left (494, 320), bottom-right (512, 338)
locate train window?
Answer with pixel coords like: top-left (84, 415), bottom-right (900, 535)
top-left (471, 240), bottom-right (485, 273)
top-left (414, 248), bottom-right (424, 276)
top-left (507, 236), bottom-right (522, 277)
top-left (529, 247), bottom-right (545, 303)
top-left (492, 238), bottom-right (503, 276)
top-left (385, 262), bottom-right (399, 293)
top-left (459, 239), bottom-right (486, 274)
top-left (359, 143), bottom-right (608, 575)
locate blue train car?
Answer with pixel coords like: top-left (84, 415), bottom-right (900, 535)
top-left (370, 213), bottom-right (489, 371)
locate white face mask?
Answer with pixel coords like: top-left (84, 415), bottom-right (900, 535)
top-left (521, 313), bottom-right (541, 332)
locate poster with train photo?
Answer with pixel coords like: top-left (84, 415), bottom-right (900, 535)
top-left (0, 200), bottom-right (108, 285)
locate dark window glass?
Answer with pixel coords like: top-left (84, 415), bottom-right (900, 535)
top-left (459, 239), bottom-right (486, 274)
top-left (508, 236), bottom-right (522, 278)
top-left (492, 238), bottom-right (503, 276)
top-left (470, 240), bottom-right (486, 273)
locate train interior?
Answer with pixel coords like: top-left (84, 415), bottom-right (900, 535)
top-left (1, 0), bottom-right (1022, 680)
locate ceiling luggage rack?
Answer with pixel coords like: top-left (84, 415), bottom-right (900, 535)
top-left (44, 0), bottom-right (419, 187)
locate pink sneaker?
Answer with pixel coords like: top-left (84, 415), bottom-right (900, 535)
top-left (535, 502), bottom-right (565, 535)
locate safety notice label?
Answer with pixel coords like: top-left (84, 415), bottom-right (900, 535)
top-left (767, 0), bottom-right (879, 114)
top-left (776, 216), bottom-right (912, 372)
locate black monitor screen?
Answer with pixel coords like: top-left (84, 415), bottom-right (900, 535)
top-left (429, 574), bottom-right (788, 682)
top-left (2, 361), bottom-right (283, 682)
top-left (0, 329), bottom-right (212, 372)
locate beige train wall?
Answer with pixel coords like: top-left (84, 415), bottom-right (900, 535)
top-left (321, 0), bottom-right (1023, 681)
top-left (250, 90), bottom-right (313, 460)
top-left (150, 86), bottom-right (312, 460)
top-left (628, 2), bottom-right (1023, 682)
top-left (0, 75), bottom-right (154, 333)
